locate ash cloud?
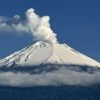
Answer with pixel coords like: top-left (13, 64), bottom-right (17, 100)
top-left (0, 8), bottom-right (57, 44)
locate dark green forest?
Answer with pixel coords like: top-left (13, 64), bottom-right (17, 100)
top-left (0, 85), bottom-right (100, 100)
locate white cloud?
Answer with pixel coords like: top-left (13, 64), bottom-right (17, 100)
top-left (0, 23), bottom-right (13, 32)
top-left (12, 23), bottom-right (29, 33)
top-left (0, 67), bottom-right (100, 87)
top-left (0, 16), bottom-right (7, 23)
top-left (0, 22), bottom-right (29, 33)
top-left (13, 15), bottom-right (20, 19)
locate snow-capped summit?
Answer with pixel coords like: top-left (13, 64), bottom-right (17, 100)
top-left (0, 41), bottom-right (100, 67)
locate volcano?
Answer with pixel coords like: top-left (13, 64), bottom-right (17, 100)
top-left (0, 41), bottom-right (100, 68)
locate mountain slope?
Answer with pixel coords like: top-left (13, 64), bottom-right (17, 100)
top-left (45, 43), bottom-right (100, 67)
top-left (0, 41), bottom-right (52, 67)
top-left (0, 41), bottom-right (100, 68)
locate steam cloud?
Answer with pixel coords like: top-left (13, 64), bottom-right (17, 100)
top-left (0, 8), bottom-right (57, 43)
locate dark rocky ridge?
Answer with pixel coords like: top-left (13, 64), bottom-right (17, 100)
top-left (0, 64), bottom-right (100, 74)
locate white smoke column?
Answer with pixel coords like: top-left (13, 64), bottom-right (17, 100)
top-left (26, 8), bottom-right (57, 44)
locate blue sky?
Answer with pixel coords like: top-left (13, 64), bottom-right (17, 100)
top-left (0, 0), bottom-right (100, 61)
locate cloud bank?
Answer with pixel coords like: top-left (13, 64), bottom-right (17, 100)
top-left (0, 8), bottom-right (57, 43)
top-left (0, 15), bottom-right (29, 33)
top-left (0, 67), bottom-right (100, 87)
